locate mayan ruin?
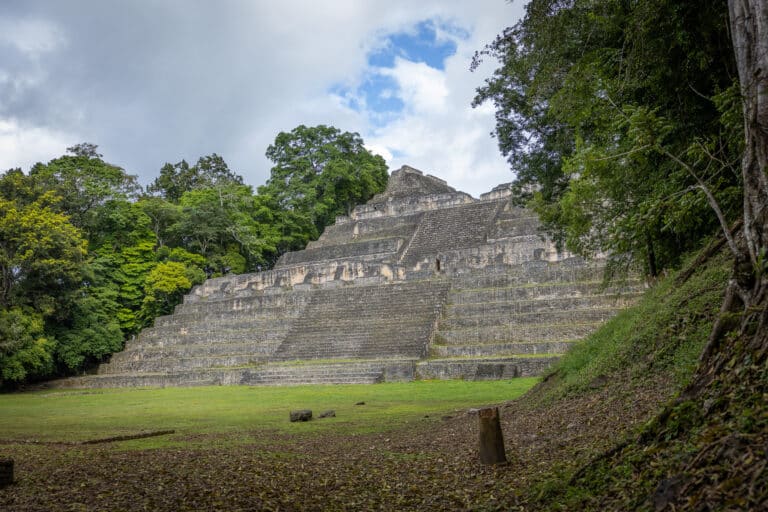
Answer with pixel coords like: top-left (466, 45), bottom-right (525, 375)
top-left (56, 166), bottom-right (642, 388)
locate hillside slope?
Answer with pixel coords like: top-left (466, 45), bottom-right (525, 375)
top-left (480, 247), bottom-right (766, 510)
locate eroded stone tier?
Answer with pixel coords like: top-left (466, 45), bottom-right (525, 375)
top-left (53, 166), bottom-right (644, 388)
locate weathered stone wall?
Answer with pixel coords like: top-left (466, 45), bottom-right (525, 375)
top-left (277, 237), bottom-right (402, 266)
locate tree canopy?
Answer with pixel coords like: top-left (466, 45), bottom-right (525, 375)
top-left (0, 127), bottom-right (387, 386)
top-left (260, 124), bottom-right (389, 237)
top-left (473, 0), bottom-right (741, 275)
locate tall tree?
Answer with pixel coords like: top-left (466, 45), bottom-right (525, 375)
top-left (0, 192), bottom-right (87, 313)
top-left (29, 144), bottom-right (140, 237)
top-left (0, 190), bottom-right (88, 384)
top-left (148, 153), bottom-right (243, 203)
top-left (728, 0), bottom-right (768, 270)
top-left (260, 124), bottom-right (388, 236)
top-left (709, 0), bottom-right (768, 355)
top-left (473, 0), bottom-right (740, 274)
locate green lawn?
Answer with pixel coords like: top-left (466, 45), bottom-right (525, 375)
top-left (0, 379), bottom-right (537, 445)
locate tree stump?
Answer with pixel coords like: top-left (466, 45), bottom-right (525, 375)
top-left (478, 407), bottom-right (507, 465)
top-left (0, 458), bottom-right (13, 488)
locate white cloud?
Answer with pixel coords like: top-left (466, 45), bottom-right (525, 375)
top-left (355, 15), bottom-right (518, 197)
top-left (380, 58), bottom-right (449, 113)
top-left (0, 18), bottom-right (66, 58)
top-left (0, 118), bottom-right (73, 171)
top-left (0, 0), bottom-right (525, 196)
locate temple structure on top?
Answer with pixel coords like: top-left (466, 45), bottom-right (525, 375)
top-left (55, 166), bottom-right (642, 388)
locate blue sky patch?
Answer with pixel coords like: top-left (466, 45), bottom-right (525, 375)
top-left (331, 19), bottom-right (469, 127)
top-left (368, 20), bottom-right (462, 71)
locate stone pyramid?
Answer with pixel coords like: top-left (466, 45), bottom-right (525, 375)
top-left (55, 166), bottom-right (642, 388)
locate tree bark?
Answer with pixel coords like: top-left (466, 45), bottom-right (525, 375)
top-left (729, 0), bottom-right (768, 271)
top-left (478, 407), bottom-right (508, 465)
top-left (722, 0), bottom-right (768, 349)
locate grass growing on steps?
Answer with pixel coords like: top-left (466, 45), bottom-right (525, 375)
top-left (516, 250), bottom-right (742, 509)
top-left (538, 251), bottom-right (730, 401)
top-left (0, 379), bottom-right (537, 446)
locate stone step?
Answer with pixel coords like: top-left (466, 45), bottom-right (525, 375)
top-left (174, 293), bottom-right (310, 315)
top-left (444, 293), bottom-right (641, 317)
top-left (110, 341), bottom-right (274, 359)
top-left (401, 201), bottom-right (500, 265)
top-left (429, 341), bottom-right (573, 358)
top-left (438, 307), bottom-right (623, 329)
top-left (449, 281), bottom-right (644, 304)
top-left (488, 216), bottom-right (542, 239)
top-left (270, 342), bottom-right (430, 361)
top-left (273, 332), bottom-right (433, 359)
top-left (283, 305), bottom-right (439, 320)
top-left (495, 205), bottom-right (535, 220)
top-left (416, 356), bottom-right (558, 380)
top-left (277, 237), bottom-right (401, 266)
top-left (99, 353), bottom-right (262, 374)
top-left (434, 323), bottom-right (603, 344)
top-left (273, 281), bottom-right (450, 361)
top-left (52, 359), bottom-right (420, 388)
top-left (449, 259), bottom-right (607, 289)
top-left (285, 315), bottom-right (437, 332)
top-left (153, 308), bottom-right (302, 328)
top-left (136, 325), bottom-right (291, 346)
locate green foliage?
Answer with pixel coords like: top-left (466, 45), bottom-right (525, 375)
top-left (0, 308), bottom-right (54, 384)
top-left (0, 191), bottom-right (88, 315)
top-left (148, 153), bottom-right (243, 203)
top-left (29, 144), bottom-right (140, 236)
top-left (251, 193), bottom-right (315, 267)
top-left (90, 198), bottom-right (156, 250)
top-left (109, 240), bottom-right (158, 333)
top-left (542, 249), bottom-right (730, 399)
top-left (53, 286), bottom-right (124, 372)
top-left (140, 261), bottom-right (193, 319)
top-left (474, 0), bottom-right (740, 274)
top-left (137, 196), bottom-right (182, 248)
top-left (260, 124), bottom-right (388, 238)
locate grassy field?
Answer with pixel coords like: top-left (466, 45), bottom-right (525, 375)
top-left (0, 379), bottom-right (537, 446)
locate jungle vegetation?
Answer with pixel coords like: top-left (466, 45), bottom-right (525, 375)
top-left (0, 126), bottom-right (387, 386)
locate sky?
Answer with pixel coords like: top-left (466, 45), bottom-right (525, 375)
top-left (0, 1), bottom-right (525, 198)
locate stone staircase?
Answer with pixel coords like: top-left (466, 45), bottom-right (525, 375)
top-left (400, 201), bottom-right (500, 266)
top-left (418, 259), bottom-right (644, 380)
top-left (48, 165), bottom-right (645, 389)
top-left (58, 278), bottom-right (451, 389)
top-left (272, 280), bottom-right (450, 361)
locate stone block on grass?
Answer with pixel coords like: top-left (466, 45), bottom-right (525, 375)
top-left (290, 410), bottom-right (313, 422)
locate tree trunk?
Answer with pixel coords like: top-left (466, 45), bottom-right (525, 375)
top-left (729, 0), bottom-right (768, 271)
top-left (726, 0), bottom-right (768, 344)
top-left (646, 231), bottom-right (658, 278)
top-left (478, 407), bottom-right (508, 465)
